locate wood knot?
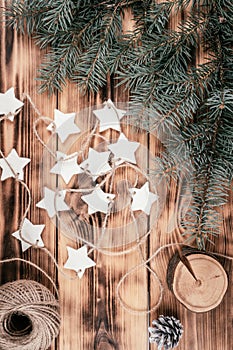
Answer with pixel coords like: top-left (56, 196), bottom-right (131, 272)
top-left (94, 321), bottom-right (118, 350)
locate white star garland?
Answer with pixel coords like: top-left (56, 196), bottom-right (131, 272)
top-left (47, 109), bottom-right (81, 143)
top-left (129, 182), bottom-right (158, 215)
top-left (36, 187), bottom-right (70, 218)
top-left (0, 148), bottom-right (30, 181)
top-left (12, 218), bottom-right (45, 252)
top-left (81, 187), bottom-right (115, 215)
top-left (93, 99), bottom-right (126, 132)
top-left (0, 95), bottom-right (160, 280)
top-left (80, 148), bottom-right (111, 180)
top-left (50, 151), bottom-right (83, 184)
top-left (64, 245), bottom-right (96, 278)
top-left (0, 87), bottom-right (24, 120)
top-left (108, 133), bottom-right (140, 165)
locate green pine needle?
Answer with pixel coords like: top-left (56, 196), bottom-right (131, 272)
top-left (4, 0), bottom-right (233, 249)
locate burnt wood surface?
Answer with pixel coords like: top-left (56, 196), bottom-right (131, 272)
top-left (0, 3), bottom-right (232, 349)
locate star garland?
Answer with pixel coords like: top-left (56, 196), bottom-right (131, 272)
top-left (1, 87), bottom-right (232, 319)
top-left (0, 88), bottom-right (160, 281)
top-left (46, 99), bottom-right (160, 253)
top-left (0, 88), bottom-right (24, 119)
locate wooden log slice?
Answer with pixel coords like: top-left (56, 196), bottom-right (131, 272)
top-left (172, 253), bottom-right (228, 313)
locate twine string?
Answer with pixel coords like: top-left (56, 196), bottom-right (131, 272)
top-left (21, 93), bottom-right (41, 117)
top-left (19, 96), bottom-right (233, 316)
top-left (45, 97), bottom-right (156, 258)
top-left (0, 148), bottom-right (34, 251)
top-left (116, 242), bottom-right (233, 314)
top-left (21, 94), bottom-right (82, 162)
top-left (79, 121), bottom-right (99, 161)
top-left (23, 93), bottom-right (102, 166)
top-left (0, 108), bottom-right (22, 123)
top-left (20, 93), bottom-right (57, 160)
top-left (33, 117), bottom-right (57, 159)
top-left (0, 108), bottom-right (80, 282)
top-left (0, 277), bottom-right (60, 350)
top-left (1, 95), bottom-right (233, 316)
top-left (57, 160), bottom-right (153, 256)
top-left (87, 162), bottom-right (117, 255)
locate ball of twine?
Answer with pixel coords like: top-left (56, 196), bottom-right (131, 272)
top-left (0, 279), bottom-right (60, 350)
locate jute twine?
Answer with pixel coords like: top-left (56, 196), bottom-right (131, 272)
top-left (0, 259), bottom-right (60, 350)
top-left (20, 95), bottom-right (233, 315)
top-left (26, 95), bottom-right (163, 256)
top-left (0, 104), bottom-right (62, 348)
top-left (116, 242), bottom-right (233, 314)
top-left (1, 94), bottom-right (232, 317)
top-left (0, 280), bottom-right (60, 350)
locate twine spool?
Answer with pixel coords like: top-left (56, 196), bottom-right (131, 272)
top-left (167, 247), bottom-right (228, 313)
top-left (0, 279), bottom-right (60, 350)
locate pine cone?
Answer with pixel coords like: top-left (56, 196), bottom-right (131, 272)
top-left (148, 315), bottom-right (183, 350)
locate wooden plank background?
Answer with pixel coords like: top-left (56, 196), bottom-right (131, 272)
top-left (0, 2), bottom-right (232, 349)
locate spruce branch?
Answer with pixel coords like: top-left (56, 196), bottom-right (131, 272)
top-left (73, 4), bottom-right (122, 93)
top-left (4, 0), bottom-right (233, 249)
top-left (183, 89), bottom-right (233, 248)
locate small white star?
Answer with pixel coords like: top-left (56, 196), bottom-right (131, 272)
top-left (50, 151), bottom-right (83, 184)
top-left (108, 133), bottom-right (140, 165)
top-left (64, 245), bottom-right (96, 278)
top-left (12, 218), bottom-right (45, 252)
top-left (93, 99), bottom-right (126, 132)
top-left (81, 187), bottom-right (115, 214)
top-left (47, 109), bottom-right (81, 143)
top-left (0, 87), bottom-right (24, 120)
top-left (80, 148), bottom-right (111, 180)
top-left (0, 148), bottom-right (30, 181)
top-left (129, 182), bottom-right (158, 215)
top-left (36, 187), bottom-right (70, 218)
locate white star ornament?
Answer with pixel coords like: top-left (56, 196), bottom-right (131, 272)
top-left (130, 182), bottom-right (158, 215)
top-left (108, 133), bottom-right (140, 165)
top-left (93, 99), bottom-right (126, 132)
top-left (47, 109), bottom-right (80, 143)
top-left (81, 187), bottom-right (115, 214)
top-left (50, 151), bottom-right (83, 184)
top-left (12, 218), bottom-right (45, 252)
top-left (0, 148), bottom-right (30, 181)
top-left (80, 148), bottom-right (111, 180)
top-left (64, 245), bottom-right (96, 278)
top-left (36, 187), bottom-right (70, 218)
top-left (0, 87), bottom-right (24, 120)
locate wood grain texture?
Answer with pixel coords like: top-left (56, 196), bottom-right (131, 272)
top-left (172, 253), bottom-right (228, 313)
top-left (0, 2), bottom-right (232, 350)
